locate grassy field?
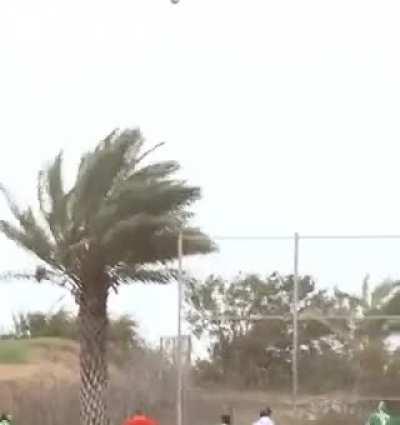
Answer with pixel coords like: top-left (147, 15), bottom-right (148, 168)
top-left (0, 339), bottom-right (30, 364)
top-left (0, 337), bottom-right (78, 364)
top-left (0, 337), bottom-right (79, 385)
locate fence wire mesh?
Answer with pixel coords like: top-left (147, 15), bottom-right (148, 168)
top-left (171, 234), bottom-right (400, 425)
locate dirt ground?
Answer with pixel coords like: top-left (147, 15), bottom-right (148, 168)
top-left (0, 339), bottom-right (375, 425)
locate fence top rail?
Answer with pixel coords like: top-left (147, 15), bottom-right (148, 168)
top-left (180, 233), bottom-right (400, 241)
top-left (301, 234), bottom-right (400, 240)
top-left (206, 314), bottom-right (400, 322)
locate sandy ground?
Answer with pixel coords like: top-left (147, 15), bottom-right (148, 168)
top-left (0, 339), bottom-right (79, 383)
top-left (0, 365), bottom-right (40, 381)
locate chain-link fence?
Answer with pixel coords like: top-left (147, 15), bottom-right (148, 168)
top-left (166, 233), bottom-right (400, 425)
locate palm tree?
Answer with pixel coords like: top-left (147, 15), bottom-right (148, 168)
top-left (301, 278), bottom-right (400, 395)
top-left (0, 128), bottom-right (215, 425)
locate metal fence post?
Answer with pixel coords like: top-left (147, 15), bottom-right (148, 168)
top-left (293, 232), bottom-right (299, 415)
top-left (177, 231), bottom-right (184, 425)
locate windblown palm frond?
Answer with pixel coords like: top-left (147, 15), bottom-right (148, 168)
top-left (0, 184), bottom-right (57, 267)
top-left (71, 129), bottom-right (142, 226)
top-left (38, 152), bottom-right (69, 244)
top-left (110, 264), bottom-right (177, 285)
top-left (370, 280), bottom-right (400, 311)
top-left (0, 127), bottom-right (215, 288)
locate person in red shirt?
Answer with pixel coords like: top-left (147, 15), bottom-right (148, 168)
top-left (123, 409), bottom-right (158, 425)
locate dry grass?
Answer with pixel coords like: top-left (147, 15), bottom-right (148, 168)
top-left (0, 338), bottom-right (177, 425)
top-left (0, 338), bottom-right (79, 385)
top-left (0, 338), bottom-right (374, 425)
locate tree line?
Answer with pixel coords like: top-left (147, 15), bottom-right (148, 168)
top-left (185, 273), bottom-right (400, 395)
top-left (8, 309), bottom-right (141, 352)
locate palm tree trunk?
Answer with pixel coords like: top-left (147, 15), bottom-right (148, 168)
top-left (79, 282), bottom-right (109, 425)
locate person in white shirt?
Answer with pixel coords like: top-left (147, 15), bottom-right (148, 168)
top-left (252, 407), bottom-right (275, 425)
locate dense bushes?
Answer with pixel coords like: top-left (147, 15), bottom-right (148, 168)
top-left (11, 309), bottom-right (141, 350)
top-left (186, 273), bottom-right (400, 395)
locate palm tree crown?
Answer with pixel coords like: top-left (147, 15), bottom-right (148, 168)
top-left (0, 128), bottom-right (215, 290)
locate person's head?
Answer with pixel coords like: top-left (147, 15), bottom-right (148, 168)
top-left (260, 407), bottom-right (272, 418)
top-left (221, 414), bottom-right (231, 425)
top-left (134, 409), bottom-right (144, 417)
top-left (0, 414), bottom-right (9, 422)
top-left (378, 401), bottom-right (387, 412)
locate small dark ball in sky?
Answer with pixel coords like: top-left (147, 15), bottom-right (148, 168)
top-left (171, 0), bottom-right (180, 4)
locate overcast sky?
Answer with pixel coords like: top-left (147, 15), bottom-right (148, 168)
top-left (1, 0), bottom-right (400, 342)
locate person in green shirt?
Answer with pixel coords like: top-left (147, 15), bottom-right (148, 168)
top-left (367, 402), bottom-right (390, 425)
top-left (0, 413), bottom-right (13, 425)
top-left (366, 401), bottom-right (400, 425)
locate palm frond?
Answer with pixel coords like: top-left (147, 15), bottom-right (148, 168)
top-left (0, 270), bottom-right (36, 281)
top-left (379, 288), bottom-right (400, 316)
top-left (111, 264), bottom-right (177, 284)
top-left (0, 184), bottom-right (57, 266)
top-left (0, 184), bottom-right (23, 220)
top-left (101, 213), bottom-right (180, 265)
top-left (47, 152), bottom-right (65, 213)
top-left (120, 226), bottom-right (217, 266)
top-left (71, 129), bottom-right (143, 228)
top-left (37, 152), bottom-right (69, 243)
top-left (174, 227), bottom-right (217, 256)
top-left (0, 128), bottom-right (215, 294)
top-left (132, 161), bottom-right (180, 181)
top-left (0, 220), bottom-right (30, 249)
top-left (135, 142), bottom-right (164, 164)
top-left (0, 218), bottom-right (56, 266)
top-left (371, 280), bottom-right (400, 309)
top-left (94, 179), bottom-right (200, 234)
top-left (20, 209), bottom-right (56, 261)
top-left (0, 267), bottom-right (76, 294)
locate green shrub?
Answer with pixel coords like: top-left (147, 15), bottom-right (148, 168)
top-left (0, 339), bottom-right (29, 363)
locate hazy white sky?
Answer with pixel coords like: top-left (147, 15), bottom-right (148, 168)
top-left (1, 0), bottom-right (400, 342)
